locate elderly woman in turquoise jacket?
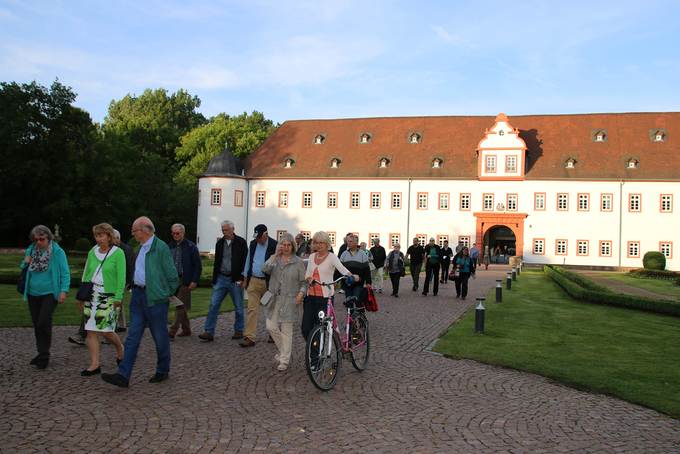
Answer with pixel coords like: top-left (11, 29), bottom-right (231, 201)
top-left (21, 225), bottom-right (70, 370)
top-left (78, 223), bottom-right (127, 377)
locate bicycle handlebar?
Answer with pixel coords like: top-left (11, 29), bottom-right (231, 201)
top-left (310, 275), bottom-right (355, 287)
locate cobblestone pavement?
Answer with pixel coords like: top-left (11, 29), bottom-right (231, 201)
top-left (2, 266), bottom-right (679, 453)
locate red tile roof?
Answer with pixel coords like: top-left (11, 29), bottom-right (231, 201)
top-left (244, 112), bottom-right (680, 180)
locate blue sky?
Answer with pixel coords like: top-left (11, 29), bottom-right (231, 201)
top-left (1, 0), bottom-right (678, 124)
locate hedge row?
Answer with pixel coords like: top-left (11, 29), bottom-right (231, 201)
top-left (544, 265), bottom-right (680, 317)
top-left (628, 269), bottom-right (680, 281)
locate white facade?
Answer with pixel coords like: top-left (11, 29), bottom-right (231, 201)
top-left (196, 113), bottom-right (680, 270)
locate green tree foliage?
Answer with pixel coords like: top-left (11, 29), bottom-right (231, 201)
top-left (175, 111), bottom-right (277, 186)
top-left (103, 88), bottom-right (207, 163)
top-left (0, 80), bottom-right (99, 246)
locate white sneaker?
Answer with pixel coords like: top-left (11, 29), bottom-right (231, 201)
top-left (277, 363), bottom-right (288, 371)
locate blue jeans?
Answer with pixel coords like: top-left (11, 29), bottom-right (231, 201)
top-left (204, 275), bottom-right (244, 335)
top-left (118, 288), bottom-right (170, 380)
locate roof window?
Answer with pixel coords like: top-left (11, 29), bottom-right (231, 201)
top-left (565, 158), bottom-right (577, 169)
top-left (432, 158), bottom-right (443, 168)
top-left (592, 129), bottom-right (607, 142)
top-left (330, 158), bottom-right (341, 168)
top-left (650, 129), bottom-right (666, 143)
top-left (626, 158), bottom-right (639, 169)
top-left (409, 132), bottom-right (421, 144)
top-left (283, 158), bottom-right (295, 168)
top-left (360, 133), bottom-right (372, 144)
top-left (378, 157), bottom-right (390, 168)
top-left (314, 134), bottom-right (325, 144)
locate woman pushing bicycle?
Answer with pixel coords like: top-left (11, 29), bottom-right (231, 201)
top-left (302, 231), bottom-right (358, 340)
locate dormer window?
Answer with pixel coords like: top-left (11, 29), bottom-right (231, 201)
top-left (650, 129), bottom-right (667, 143)
top-left (360, 133), bottom-right (372, 144)
top-left (592, 129), bottom-right (607, 142)
top-left (378, 157), bottom-right (390, 168)
top-left (409, 132), bottom-right (421, 144)
top-left (314, 134), bottom-right (325, 144)
top-left (626, 158), bottom-right (639, 169)
top-left (330, 158), bottom-right (341, 168)
top-left (498, 130), bottom-right (505, 136)
top-left (432, 158), bottom-right (443, 168)
top-left (283, 158), bottom-right (295, 168)
top-left (565, 158), bottom-right (577, 169)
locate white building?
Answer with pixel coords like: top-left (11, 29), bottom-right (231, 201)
top-left (197, 112), bottom-right (680, 270)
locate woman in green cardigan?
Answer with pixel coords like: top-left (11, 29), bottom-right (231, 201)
top-left (78, 223), bottom-right (126, 376)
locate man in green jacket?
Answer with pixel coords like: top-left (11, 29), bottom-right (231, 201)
top-left (102, 216), bottom-right (178, 388)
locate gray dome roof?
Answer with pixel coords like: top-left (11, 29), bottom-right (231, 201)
top-left (202, 145), bottom-right (243, 177)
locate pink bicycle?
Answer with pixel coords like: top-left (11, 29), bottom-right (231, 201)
top-left (305, 276), bottom-right (370, 391)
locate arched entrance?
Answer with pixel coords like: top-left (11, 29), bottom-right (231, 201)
top-left (474, 212), bottom-right (528, 260)
top-left (484, 225), bottom-right (516, 264)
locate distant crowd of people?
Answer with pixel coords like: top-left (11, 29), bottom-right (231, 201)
top-left (19, 219), bottom-right (484, 387)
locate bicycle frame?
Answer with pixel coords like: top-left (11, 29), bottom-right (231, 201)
top-left (318, 293), bottom-right (365, 355)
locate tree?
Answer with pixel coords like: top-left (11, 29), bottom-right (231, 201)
top-left (103, 88), bottom-right (207, 163)
top-left (0, 80), bottom-right (99, 246)
top-left (175, 111), bottom-right (277, 186)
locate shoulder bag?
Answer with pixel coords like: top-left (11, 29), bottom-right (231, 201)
top-left (76, 248), bottom-right (110, 302)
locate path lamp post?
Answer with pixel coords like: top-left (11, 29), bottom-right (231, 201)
top-left (517, 262), bottom-right (521, 276)
top-left (496, 280), bottom-right (503, 303)
top-left (512, 267), bottom-right (517, 281)
top-left (506, 272), bottom-right (512, 290)
top-left (474, 297), bottom-right (486, 334)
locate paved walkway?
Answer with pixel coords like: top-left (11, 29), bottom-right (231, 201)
top-left (2, 266), bottom-right (679, 453)
top-left (576, 270), bottom-right (677, 301)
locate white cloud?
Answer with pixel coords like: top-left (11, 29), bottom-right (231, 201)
top-left (431, 25), bottom-right (472, 48)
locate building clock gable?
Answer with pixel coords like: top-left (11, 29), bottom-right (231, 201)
top-left (477, 113), bottom-right (527, 180)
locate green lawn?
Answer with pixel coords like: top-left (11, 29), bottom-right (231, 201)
top-left (434, 270), bottom-right (680, 419)
top-left (0, 284), bottom-right (232, 328)
top-left (597, 273), bottom-right (680, 299)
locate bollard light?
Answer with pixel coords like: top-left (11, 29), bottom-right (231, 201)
top-left (512, 267), bottom-right (517, 281)
top-left (495, 279), bottom-right (502, 303)
top-left (517, 263), bottom-right (521, 276)
top-left (506, 272), bottom-right (512, 290)
top-left (474, 297), bottom-right (486, 333)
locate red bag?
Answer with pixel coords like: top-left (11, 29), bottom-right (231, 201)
top-left (364, 287), bottom-right (379, 312)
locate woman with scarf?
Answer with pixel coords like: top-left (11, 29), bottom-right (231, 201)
top-left (20, 225), bottom-right (70, 369)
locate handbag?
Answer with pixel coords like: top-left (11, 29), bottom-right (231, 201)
top-left (364, 287), bottom-right (379, 312)
top-left (76, 248), bottom-right (110, 302)
top-left (17, 266), bottom-right (28, 294)
top-left (260, 290), bottom-right (274, 306)
top-left (449, 268), bottom-right (460, 280)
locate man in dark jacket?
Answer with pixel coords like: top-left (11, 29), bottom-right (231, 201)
top-left (240, 224), bottom-right (277, 348)
top-left (369, 238), bottom-right (386, 293)
top-left (168, 223), bottom-right (202, 338)
top-left (199, 220), bottom-right (248, 342)
top-left (422, 237), bottom-right (442, 296)
top-left (440, 240), bottom-right (454, 284)
top-left (406, 237), bottom-right (425, 291)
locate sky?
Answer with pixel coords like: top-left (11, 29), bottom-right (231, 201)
top-left (1, 0), bottom-right (678, 124)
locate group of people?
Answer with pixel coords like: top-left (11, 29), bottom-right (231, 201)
top-left (19, 219), bottom-right (481, 387)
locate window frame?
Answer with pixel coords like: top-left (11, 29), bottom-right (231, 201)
top-left (278, 191), bottom-right (288, 208)
top-left (628, 193), bottom-right (641, 212)
top-left (327, 232), bottom-right (336, 246)
top-left (438, 192), bottom-right (450, 210)
top-left (417, 192), bottom-right (428, 210)
top-left (234, 189), bottom-right (243, 207)
top-left (302, 191), bottom-right (313, 208)
top-left (659, 241), bottom-right (673, 259)
top-left (627, 241), bottom-right (640, 258)
top-left (506, 193), bottom-right (518, 212)
top-left (436, 235), bottom-right (449, 248)
top-left (505, 155), bottom-right (518, 173)
top-left (660, 194), bottom-right (673, 213)
top-left (370, 192), bottom-right (381, 209)
top-left (556, 193), bottom-right (569, 211)
top-left (534, 192), bottom-right (546, 211)
top-left (459, 236), bottom-right (470, 248)
top-left (391, 192), bottom-right (402, 210)
top-left (460, 193), bottom-right (471, 211)
top-left (255, 190), bottom-right (266, 208)
top-left (483, 193), bottom-right (494, 211)
top-left (211, 188), bottom-right (222, 206)
top-left (599, 240), bottom-right (612, 257)
top-left (327, 192), bottom-right (338, 209)
top-left (555, 239), bottom-right (568, 256)
top-left (577, 193), bottom-right (590, 212)
top-left (532, 238), bottom-right (545, 255)
top-left (600, 193), bottom-right (613, 212)
top-left (390, 233), bottom-right (401, 247)
top-left (576, 240), bottom-right (589, 256)
top-left (416, 234), bottom-right (427, 247)
top-left (350, 192), bottom-right (360, 209)
top-left (485, 155), bottom-right (497, 173)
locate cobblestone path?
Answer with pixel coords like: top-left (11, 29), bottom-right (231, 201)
top-left (2, 266), bottom-right (679, 453)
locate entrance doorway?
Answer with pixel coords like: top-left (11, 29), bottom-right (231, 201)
top-left (484, 225), bottom-right (516, 264)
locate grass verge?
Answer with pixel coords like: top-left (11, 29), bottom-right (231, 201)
top-left (434, 270), bottom-right (680, 419)
top-left (0, 284), bottom-right (232, 328)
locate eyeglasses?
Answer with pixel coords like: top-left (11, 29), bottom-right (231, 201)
top-left (171, 231), bottom-right (182, 235)
top-left (35, 237), bottom-right (48, 242)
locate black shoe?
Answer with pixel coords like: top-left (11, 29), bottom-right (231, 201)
top-left (101, 372), bottom-right (129, 388)
top-left (422, 292), bottom-right (427, 296)
top-left (68, 336), bottom-right (86, 346)
top-left (439, 280), bottom-right (444, 284)
top-left (29, 355), bottom-right (40, 365)
top-left (81, 367), bottom-right (101, 376)
top-left (149, 373), bottom-right (168, 383)
top-left (433, 293), bottom-right (438, 296)
top-left (34, 357), bottom-right (49, 369)
top-left (394, 294), bottom-right (399, 298)
top-left (198, 332), bottom-right (214, 342)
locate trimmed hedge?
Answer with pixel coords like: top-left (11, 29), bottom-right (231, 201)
top-left (643, 251), bottom-right (666, 270)
top-left (544, 265), bottom-right (680, 317)
top-left (629, 269), bottom-right (679, 281)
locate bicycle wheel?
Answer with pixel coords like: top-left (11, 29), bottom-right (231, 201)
top-left (305, 324), bottom-right (341, 391)
top-left (349, 312), bottom-right (370, 371)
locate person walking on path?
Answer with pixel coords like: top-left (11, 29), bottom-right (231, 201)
top-left (294, 233), bottom-right (311, 259)
top-left (440, 240), bottom-right (453, 284)
top-left (241, 224), bottom-right (277, 348)
top-left (370, 238), bottom-right (386, 294)
top-left (261, 233), bottom-right (306, 371)
top-left (339, 235), bottom-right (372, 300)
top-left (302, 231), bottom-right (356, 340)
top-left (101, 216), bottom-right (178, 388)
top-left (79, 223), bottom-right (126, 377)
top-left (422, 238), bottom-right (442, 296)
top-left (470, 243), bottom-right (480, 268)
top-left (167, 223), bottom-right (202, 339)
top-left (199, 221), bottom-right (248, 342)
top-left (406, 238), bottom-right (424, 292)
top-left (386, 243), bottom-right (405, 297)
top-left (483, 245), bottom-right (491, 270)
top-left (112, 229), bottom-right (134, 333)
top-left (453, 246), bottom-right (476, 300)
top-left (20, 225), bottom-right (70, 370)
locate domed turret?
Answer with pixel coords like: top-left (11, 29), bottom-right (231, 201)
top-left (203, 144), bottom-right (243, 177)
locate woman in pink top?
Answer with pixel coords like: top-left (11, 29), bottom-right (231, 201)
top-left (302, 231), bottom-right (357, 340)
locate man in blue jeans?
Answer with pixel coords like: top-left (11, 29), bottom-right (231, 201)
top-left (102, 216), bottom-right (178, 388)
top-left (199, 220), bottom-right (248, 342)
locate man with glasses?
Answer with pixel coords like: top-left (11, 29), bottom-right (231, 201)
top-left (101, 216), bottom-right (178, 388)
top-left (198, 220), bottom-right (248, 342)
top-left (167, 224), bottom-right (202, 339)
